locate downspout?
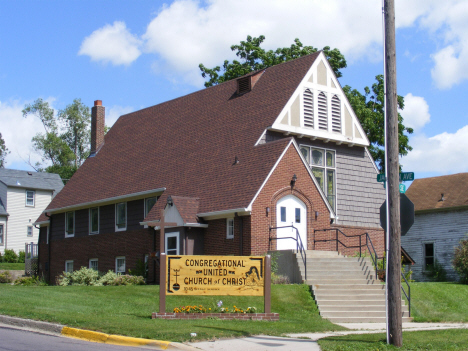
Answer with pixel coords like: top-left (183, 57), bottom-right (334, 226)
top-left (45, 213), bottom-right (52, 284)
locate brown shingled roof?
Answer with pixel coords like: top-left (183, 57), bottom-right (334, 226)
top-left (45, 52), bottom-right (320, 214)
top-left (405, 173), bottom-right (468, 212)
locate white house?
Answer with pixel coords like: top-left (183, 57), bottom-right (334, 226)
top-left (403, 173), bottom-right (468, 281)
top-left (0, 169), bottom-right (63, 254)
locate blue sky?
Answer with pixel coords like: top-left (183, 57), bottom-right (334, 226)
top-left (1, 0), bottom-right (468, 182)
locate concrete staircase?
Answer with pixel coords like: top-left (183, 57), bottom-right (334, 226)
top-left (297, 250), bottom-right (412, 323)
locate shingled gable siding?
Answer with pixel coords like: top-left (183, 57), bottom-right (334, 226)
top-left (264, 131), bottom-right (385, 228)
top-left (401, 209), bottom-right (468, 282)
top-left (251, 144), bottom-right (331, 255)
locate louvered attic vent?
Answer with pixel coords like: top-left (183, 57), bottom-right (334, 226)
top-left (237, 76), bottom-right (251, 95)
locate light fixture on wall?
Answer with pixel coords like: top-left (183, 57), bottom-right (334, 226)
top-left (266, 207), bottom-right (270, 217)
top-left (315, 211), bottom-right (319, 221)
top-left (167, 196), bottom-right (173, 207)
top-left (290, 174), bottom-right (297, 188)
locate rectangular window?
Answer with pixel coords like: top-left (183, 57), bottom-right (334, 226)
top-left (65, 211), bottom-right (75, 237)
top-left (226, 218), bottom-right (234, 239)
top-left (116, 257), bottom-right (126, 273)
top-left (26, 190), bottom-right (35, 207)
top-left (27, 226), bottom-right (33, 237)
top-left (280, 207), bottom-right (286, 222)
top-left (424, 243), bottom-right (434, 269)
top-left (89, 207), bottom-right (99, 234)
top-left (0, 224), bottom-right (3, 245)
top-left (65, 260), bottom-right (74, 273)
top-left (115, 202), bottom-right (127, 231)
top-left (89, 258), bottom-right (98, 271)
top-left (295, 208), bottom-right (301, 223)
top-left (144, 197), bottom-right (157, 218)
top-left (166, 232), bottom-right (179, 254)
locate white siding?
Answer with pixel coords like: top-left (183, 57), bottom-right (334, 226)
top-left (3, 188), bottom-right (53, 254)
top-left (401, 209), bottom-right (468, 282)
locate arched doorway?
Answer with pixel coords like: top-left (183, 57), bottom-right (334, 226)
top-left (276, 195), bottom-right (307, 250)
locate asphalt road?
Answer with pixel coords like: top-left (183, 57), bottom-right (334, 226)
top-left (0, 326), bottom-right (154, 351)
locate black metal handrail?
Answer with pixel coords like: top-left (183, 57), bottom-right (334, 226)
top-left (269, 225), bottom-right (307, 281)
top-left (401, 272), bottom-right (411, 317)
top-left (314, 228), bottom-right (379, 283)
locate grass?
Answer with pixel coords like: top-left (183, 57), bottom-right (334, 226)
top-left (0, 284), bottom-right (343, 342)
top-left (0, 263), bottom-right (25, 270)
top-left (319, 329), bottom-right (468, 350)
top-left (409, 282), bottom-right (468, 322)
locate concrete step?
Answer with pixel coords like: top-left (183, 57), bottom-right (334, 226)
top-left (302, 250), bottom-right (343, 257)
top-left (325, 317), bottom-right (413, 323)
top-left (317, 300), bottom-right (406, 307)
top-left (300, 257), bottom-right (374, 264)
top-left (319, 305), bottom-right (409, 312)
top-left (314, 294), bottom-right (386, 300)
top-left (306, 279), bottom-right (379, 285)
top-left (320, 311), bottom-right (410, 318)
top-left (312, 284), bottom-right (384, 291)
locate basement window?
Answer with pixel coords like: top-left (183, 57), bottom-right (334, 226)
top-left (424, 243), bottom-right (434, 270)
top-left (65, 260), bottom-right (74, 273)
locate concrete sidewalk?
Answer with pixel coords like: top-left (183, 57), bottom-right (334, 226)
top-left (189, 322), bottom-right (468, 351)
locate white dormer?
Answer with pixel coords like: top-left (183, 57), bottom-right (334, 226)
top-left (268, 52), bottom-right (369, 147)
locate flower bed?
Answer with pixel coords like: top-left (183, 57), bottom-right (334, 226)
top-left (152, 312), bottom-right (279, 321)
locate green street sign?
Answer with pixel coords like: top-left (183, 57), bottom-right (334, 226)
top-left (377, 172), bottom-right (414, 182)
top-left (399, 184), bottom-right (406, 193)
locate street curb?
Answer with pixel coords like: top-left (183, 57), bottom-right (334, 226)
top-left (0, 315), bottom-right (197, 350)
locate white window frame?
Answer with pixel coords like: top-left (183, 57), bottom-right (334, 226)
top-left (165, 232), bottom-right (180, 255)
top-left (89, 207), bottom-right (100, 234)
top-left (144, 197), bottom-right (157, 218)
top-left (115, 202), bottom-right (127, 232)
top-left (27, 225), bottom-right (33, 237)
top-left (25, 190), bottom-right (35, 207)
top-left (89, 258), bottom-right (98, 271)
top-left (300, 145), bottom-right (337, 211)
top-left (226, 218), bottom-right (234, 239)
top-left (65, 260), bottom-right (74, 273)
top-left (115, 256), bottom-right (126, 273)
top-left (65, 211), bottom-right (75, 238)
top-left (0, 224), bottom-right (4, 245)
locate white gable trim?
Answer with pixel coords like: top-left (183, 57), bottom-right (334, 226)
top-left (268, 51), bottom-right (369, 147)
top-left (246, 139), bottom-right (335, 218)
top-left (365, 147), bottom-right (381, 173)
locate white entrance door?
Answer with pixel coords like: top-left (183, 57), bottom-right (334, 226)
top-left (276, 195), bottom-right (307, 250)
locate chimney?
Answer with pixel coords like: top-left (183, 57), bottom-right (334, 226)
top-left (90, 100), bottom-right (105, 156)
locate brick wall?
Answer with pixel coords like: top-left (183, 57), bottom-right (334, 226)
top-left (251, 144), bottom-right (331, 255)
top-left (203, 216), bottom-right (252, 255)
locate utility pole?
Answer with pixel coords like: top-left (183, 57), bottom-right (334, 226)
top-left (384, 0), bottom-right (402, 346)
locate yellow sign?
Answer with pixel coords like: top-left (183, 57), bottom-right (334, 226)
top-left (165, 255), bottom-right (265, 296)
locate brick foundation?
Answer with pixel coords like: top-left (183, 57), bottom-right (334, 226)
top-left (152, 312), bottom-right (279, 321)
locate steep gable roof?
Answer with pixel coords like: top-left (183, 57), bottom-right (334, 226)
top-left (406, 173), bottom-right (468, 212)
top-left (0, 169), bottom-right (63, 193)
top-left (45, 52), bottom-right (321, 215)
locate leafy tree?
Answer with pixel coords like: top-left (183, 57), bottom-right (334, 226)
top-left (343, 76), bottom-right (413, 170)
top-left (22, 98), bottom-right (91, 180)
top-left (199, 35), bottom-right (413, 171)
top-left (0, 132), bottom-right (9, 168)
top-left (199, 35), bottom-right (346, 88)
top-left (453, 235), bottom-right (468, 284)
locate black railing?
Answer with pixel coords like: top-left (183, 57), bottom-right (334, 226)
top-left (401, 272), bottom-right (411, 317)
top-left (314, 228), bottom-right (379, 279)
top-left (269, 225), bottom-right (307, 281)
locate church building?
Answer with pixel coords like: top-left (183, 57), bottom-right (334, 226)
top-left (36, 52), bottom-right (386, 283)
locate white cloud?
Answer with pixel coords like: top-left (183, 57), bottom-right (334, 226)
top-left (142, 0), bottom-right (384, 85)
top-left (400, 93), bottom-right (430, 131)
top-left (401, 125), bottom-right (468, 173)
top-left (79, 21), bottom-right (142, 66)
top-left (0, 99), bottom-right (48, 169)
top-left (106, 105), bottom-right (134, 128)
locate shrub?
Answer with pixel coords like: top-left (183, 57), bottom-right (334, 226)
top-left (3, 249), bottom-right (18, 263)
top-left (424, 259), bottom-right (447, 282)
top-left (109, 274), bottom-right (145, 286)
top-left (271, 273), bottom-right (290, 284)
top-left (14, 276), bottom-right (47, 286)
top-left (0, 251), bottom-right (2, 262)
top-left (453, 236), bottom-right (468, 284)
top-left (128, 259), bottom-right (147, 279)
top-left (0, 271), bottom-right (12, 283)
top-left (57, 267), bottom-right (101, 286)
top-left (17, 251), bottom-right (25, 263)
top-left (98, 271), bottom-right (119, 285)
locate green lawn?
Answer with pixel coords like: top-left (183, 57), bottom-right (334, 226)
top-left (319, 329), bottom-right (468, 351)
top-left (0, 284), bottom-right (343, 342)
top-left (0, 263), bottom-right (25, 270)
top-left (410, 282), bottom-right (468, 322)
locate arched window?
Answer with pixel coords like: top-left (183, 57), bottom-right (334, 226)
top-left (317, 92), bottom-right (328, 130)
top-left (331, 95), bottom-right (341, 133)
top-left (303, 89), bottom-right (314, 128)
